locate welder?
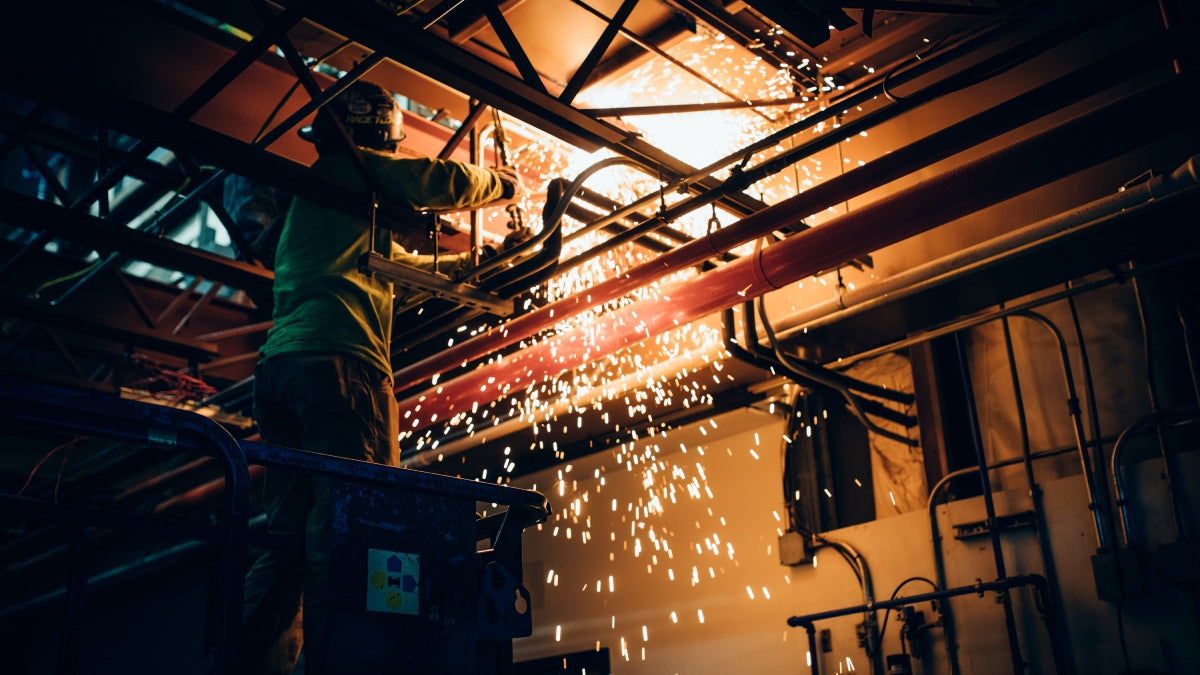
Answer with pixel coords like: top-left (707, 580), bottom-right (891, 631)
top-left (237, 80), bottom-right (523, 675)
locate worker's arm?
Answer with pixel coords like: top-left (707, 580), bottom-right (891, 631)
top-left (367, 153), bottom-right (523, 212)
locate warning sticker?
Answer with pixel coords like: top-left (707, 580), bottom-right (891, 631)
top-left (366, 549), bottom-right (419, 615)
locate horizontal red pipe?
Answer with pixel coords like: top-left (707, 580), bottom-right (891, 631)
top-left (392, 51), bottom-right (1185, 395)
top-left (153, 464), bottom-right (265, 517)
top-left (392, 194), bottom-right (794, 394)
top-left (397, 69), bottom-right (1197, 428)
top-left (392, 98), bottom-right (969, 393)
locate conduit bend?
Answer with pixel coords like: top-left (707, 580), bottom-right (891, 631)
top-left (394, 70), bottom-right (1198, 433)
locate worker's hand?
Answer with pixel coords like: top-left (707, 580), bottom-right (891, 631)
top-left (494, 166), bottom-right (525, 201)
top-left (503, 225), bottom-right (535, 251)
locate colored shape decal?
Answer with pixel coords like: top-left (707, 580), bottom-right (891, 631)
top-left (366, 548), bottom-right (419, 615)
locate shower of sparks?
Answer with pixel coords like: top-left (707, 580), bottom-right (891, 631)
top-left (397, 17), bottom-right (883, 667)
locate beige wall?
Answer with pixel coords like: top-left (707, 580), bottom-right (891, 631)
top-left (509, 402), bottom-right (1200, 673)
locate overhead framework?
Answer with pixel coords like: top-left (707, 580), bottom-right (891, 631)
top-left (1, 0), bottom-right (1198, 479)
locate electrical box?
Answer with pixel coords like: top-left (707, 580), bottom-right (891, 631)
top-left (779, 530), bottom-right (811, 566)
top-left (1091, 548), bottom-right (1144, 601)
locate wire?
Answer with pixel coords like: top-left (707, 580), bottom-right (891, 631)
top-left (881, 36), bottom-right (951, 102)
top-left (812, 535), bottom-right (871, 601)
top-left (34, 262), bottom-right (101, 297)
top-left (876, 576), bottom-right (941, 660)
top-left (126, 353), bottom-right (217, 404)
top-left (17, 436), bottom-right (86, 499)
top-left (1116, 598), bottom-right (1132, 673)
top-left (54, 447), bottom-right (71, 502)
top-left (757, 296), bottom-right (918, 445)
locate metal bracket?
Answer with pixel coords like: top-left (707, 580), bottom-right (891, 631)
top-left (952, 510), bottom-right (1037, 540)
top-left (357, 251), bottom-right (513, 315)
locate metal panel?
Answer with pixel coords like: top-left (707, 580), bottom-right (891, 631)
top-left (327, 478), bottom-right (480, 672)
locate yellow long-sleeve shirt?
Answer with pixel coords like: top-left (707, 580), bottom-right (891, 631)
top-left (259, 148), bottom-right (508, 376)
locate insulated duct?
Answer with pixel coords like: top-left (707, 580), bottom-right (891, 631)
top-left (771, 154), bottom-right (1200, 342)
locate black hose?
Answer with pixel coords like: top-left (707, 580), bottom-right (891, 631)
top-left (758, 297), bottom-right (918, 446)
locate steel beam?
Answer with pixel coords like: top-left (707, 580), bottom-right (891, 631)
top-left (0, 189), bottom-right (273, 298)
top-left (559, 0), bottom-right (640, 104)
top-left (272, 0), bottom-right (765, 215)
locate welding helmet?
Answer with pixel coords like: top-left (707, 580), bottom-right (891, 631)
top-left (301, 80), bottom-right (406, 151)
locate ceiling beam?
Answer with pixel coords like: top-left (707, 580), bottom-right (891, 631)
top-left (273, 0), bottom-right (766, 215)
top-left (0, 189), bottom-right (274, 298)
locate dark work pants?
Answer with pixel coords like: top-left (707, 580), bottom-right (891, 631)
top-left (241, 353), bottom-right (399, 675)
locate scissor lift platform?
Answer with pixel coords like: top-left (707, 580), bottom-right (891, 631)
top-left (0, 376), bottom-right (547, 674)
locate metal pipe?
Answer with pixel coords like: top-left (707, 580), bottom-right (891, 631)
top-left (1016, 311), bottom-right (1109, 550)
top-left (745, 300), bottom-right (915, 407)
top-left (1002, 314), bottom-right (1072, 673)
top-left (787, 574), bottom-right (1049, 627)
top-left (396, 69), bottom-right (1199, 425)
top-left (1179, 300), bottom-right (1200, 408)
top-left (793, 618), bottom-right (820, 675)
top-left (1111, 412), bottom-right (1200, 547)
top-left (394, 48), bottom-right (1195, 399)
top-left (926, 444), bottom-right (1094, 674)
top-left (927, 467), bottom-right (973, 675)
top-left (773, 155), bottom-right (1200, 341)
top-left (464, 156), bottom-right (644, 283)
top-left (823, 250), bottom-right (1200, 372)
top-left (951, 332), bottom-right (1026, 674)
top-left (757, 297), bottom-right (918, 444)
top-left (1132, 276), bottom-right (1190, 541)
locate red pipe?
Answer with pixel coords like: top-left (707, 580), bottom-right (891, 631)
top-left (153, 464), bottom-right (265, 517)
top-left (393, 50), bottom-right (1194, 395)
top-left (396, 69), bottom-right (1198, 430)
top-left (392, 96), bottom-right (960, 394)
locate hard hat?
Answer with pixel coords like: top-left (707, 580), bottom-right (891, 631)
top-left (300, 80), bottom-right (406, 151)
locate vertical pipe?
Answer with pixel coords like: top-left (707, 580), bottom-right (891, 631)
top-left (1016, 311), bottom-right (1111, 549)
top-left (1178, 303), bottom-right (1200, 408)
top-left (952, 332), bottom-right (1026, 673)
top-left (1130, 278), bottom-right (1187, 540)
top-left (927, 469), bottom-right (972, 675)
top-left (1111, 416), bottom-right (1154, 548)
top-left (469, 107), bottom-right (481, 268)
top-left (794, 619), bottom-right (820, 675)
top-left (1111, 413), bottom-right (1200, 547)
top-left (1003, 315), bottom-right (1072, 674)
